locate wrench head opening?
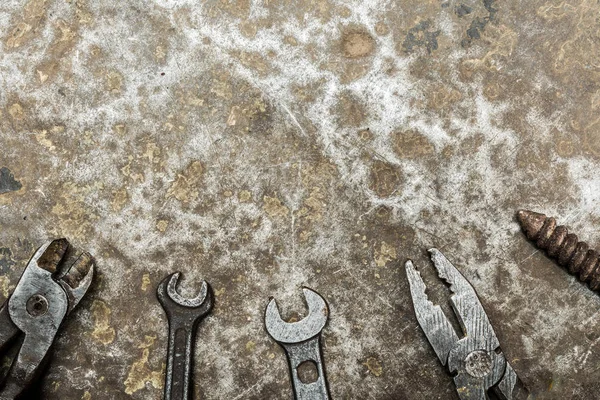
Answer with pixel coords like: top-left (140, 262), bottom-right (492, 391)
top-left (157, 272), bottom-right (213, 316)
top-left (265, 287), bottom-right (329, 344)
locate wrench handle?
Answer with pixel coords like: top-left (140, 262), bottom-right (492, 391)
top-left (281, 337), bottom-right (330, 400)
top-left (164, 320), bottom-right (197, 400)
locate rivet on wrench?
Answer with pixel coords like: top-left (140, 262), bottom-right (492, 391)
top-left (265, 287), bottom-right (330, 400)
top-left (157, 272), bottom-right (213, 400)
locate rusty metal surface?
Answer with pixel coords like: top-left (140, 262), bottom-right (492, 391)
top-left (518, 210), bottom-right (600, 292)
top-left (1, 0), bottom-right (600, 398)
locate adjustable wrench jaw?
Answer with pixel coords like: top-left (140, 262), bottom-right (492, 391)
top-left (265, 288), bottom-right (330, 400)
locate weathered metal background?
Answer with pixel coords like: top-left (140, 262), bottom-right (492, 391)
top-left (1, 0), bottom-right (600, 398)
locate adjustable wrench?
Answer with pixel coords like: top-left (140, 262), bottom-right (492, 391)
top-left (157, 272), bottom-right (213, 400)
top-left (265, 287), bottom-right (330, 400)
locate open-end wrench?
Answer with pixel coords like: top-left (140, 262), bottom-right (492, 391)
top-left (265, 287), bottom-right (330, 400)
top-left (157, 272), bottom-right (213, 400)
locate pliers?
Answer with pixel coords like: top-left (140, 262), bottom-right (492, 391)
top-left (405, 249), bottom-right (528, 400)
top-left (0, 239), bottom-right (94, 399)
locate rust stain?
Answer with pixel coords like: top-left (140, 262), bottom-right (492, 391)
top-left (166, 161), bottom-right (205, 203)
top-left (123, 335), bottom-right (163, 395)
top-left (90, 300), bottom-right (116, 345)
top-left (263, 195), bottom-right (289, 218)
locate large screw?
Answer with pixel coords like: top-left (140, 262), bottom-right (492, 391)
top-left (517, 210), bottom-right (600, 291)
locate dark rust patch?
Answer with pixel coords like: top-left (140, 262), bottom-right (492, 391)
top-left (392, 129), bottom-right (435, 159)
top-left (455, 4), bottom-right (472, 18)
top-left (0, 167), bottom-right (22, 195)
top-left (369, 160), bottom-right (402, 198)
top-left (402, 20), bottom-right (440, 54)
top-left (460, 0), bottom-right (498, 48)
top-left (341, 30), bottom-right (375, 59)
top-left (0, 248), bottom-right (15, 274)
top-left (335, 92), bottom-right (367, 128)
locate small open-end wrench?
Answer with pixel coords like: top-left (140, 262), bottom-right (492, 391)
top-left (157, 272), bottom-right (213, 400)
top-left (265, 287), bottom-right (330, 400)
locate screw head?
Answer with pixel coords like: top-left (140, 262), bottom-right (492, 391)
top-left (464, 350), bottom-right (493, 378)
top-left (26, 294), bottom-right (48, 317)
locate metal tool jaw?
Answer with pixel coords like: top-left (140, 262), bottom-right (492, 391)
top-left (405, 249), bottom-right (526, 400)
top-left (157, 272), bottom-right (212, 313)
top-left (265, 288), bottom-right (330, 400)
top-left (0, 239), bottom-right (94, 400)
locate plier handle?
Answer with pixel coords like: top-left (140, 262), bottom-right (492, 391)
top-left (0, 239), bottom-right (94, 400)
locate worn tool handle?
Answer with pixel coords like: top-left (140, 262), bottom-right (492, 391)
top-left (492, 362), bottom-right (530, 400)
top-left (164, 318), bottom-right (198, 400)
top-left (282, 337), bottom-right (330, 400)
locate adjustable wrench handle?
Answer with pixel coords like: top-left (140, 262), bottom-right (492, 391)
top-left (164, 317), bottom-right (198, 400)
top-left (281, 336), bottom-right (330, 400)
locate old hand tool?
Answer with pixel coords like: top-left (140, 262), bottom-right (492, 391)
top-left (265, 287), bottom-right (330, 400)
top-left (157, 272), bottom-right (213, 400)
top-left (405, 249), bottom-right (527, 400)
top-left (0, 239), bottom-right (94, 399)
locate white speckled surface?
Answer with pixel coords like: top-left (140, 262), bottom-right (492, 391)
top-left (1, 0), bottom-right (600, 398)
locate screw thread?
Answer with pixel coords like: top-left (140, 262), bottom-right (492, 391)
top-left (517, 210), bottom-right (600, 291)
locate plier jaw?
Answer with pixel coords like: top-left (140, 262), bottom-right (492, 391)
top-left (406, 249), bottom-right (526, 400)
top-left (0, 239), bottom-right (94, 399)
